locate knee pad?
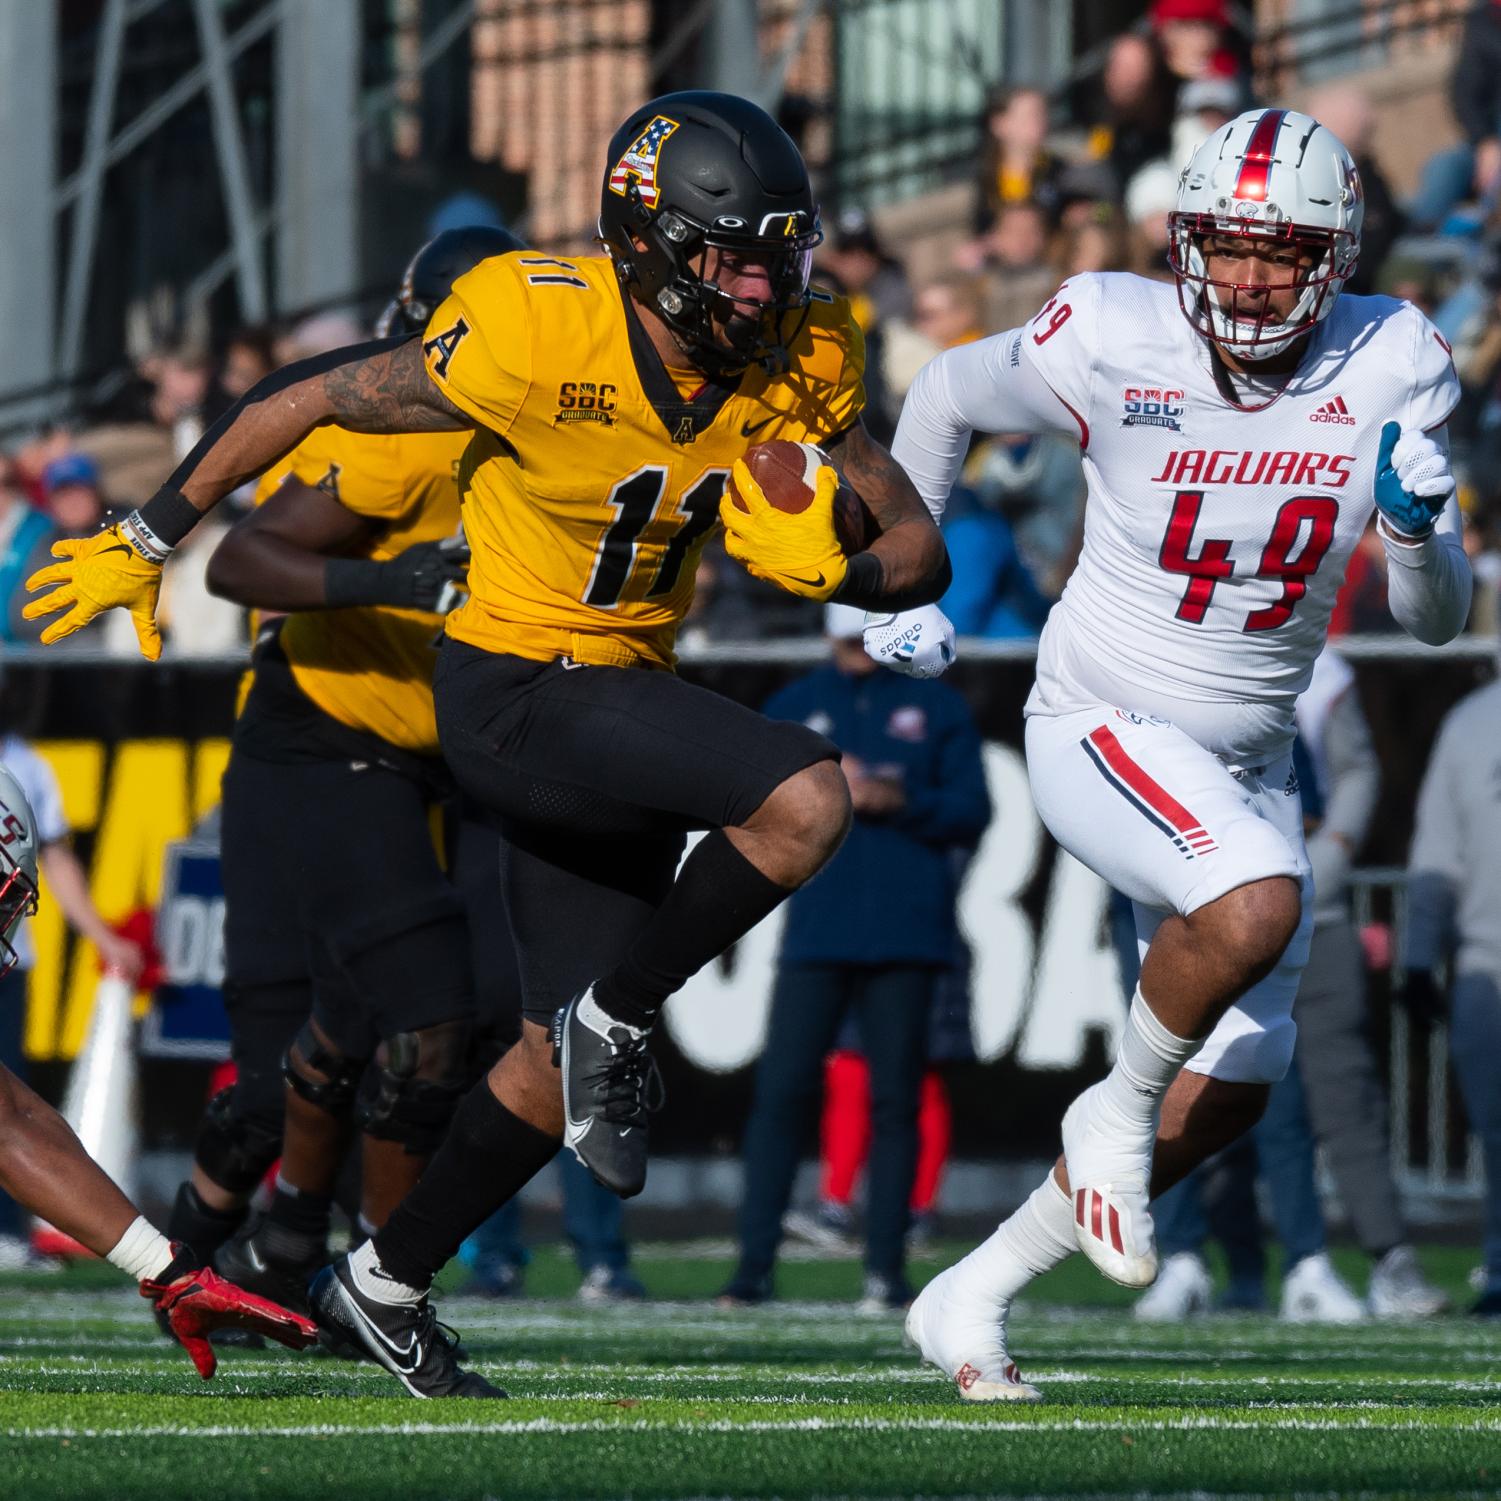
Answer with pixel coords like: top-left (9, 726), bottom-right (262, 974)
top-left (193, 1086), bottom-right (283, 1194)
top-left (283, 1021), bottom-right (367, 1116)
top-left (356, 1021), bottom-right (472, 1154)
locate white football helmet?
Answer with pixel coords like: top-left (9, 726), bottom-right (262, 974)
top-left (0, 762), bottom-right (39, 977)
top-left (1169, 108), bottom-right (1363, 359)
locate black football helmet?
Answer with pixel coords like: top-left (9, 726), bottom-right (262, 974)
top-left (597, 91), bottom-right (822, 375)
top-left (379, 224), bottom-right (526, 336)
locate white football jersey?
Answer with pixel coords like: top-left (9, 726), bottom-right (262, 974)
top-left (893, 271), bottom-right (1465, 765)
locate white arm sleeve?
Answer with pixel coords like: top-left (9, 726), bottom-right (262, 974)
top-left (890, 275), bottom-right (1098, 522)
top-left (1382, 313), bottom-right (1470, 645)
top-left (1381, 430), bottom-right (1472, 646)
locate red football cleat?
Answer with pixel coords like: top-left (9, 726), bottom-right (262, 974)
top-left (143, 1261), bottom-right (319, 1380)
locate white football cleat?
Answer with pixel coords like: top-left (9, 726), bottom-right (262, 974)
top-left (1061, 1083), bottom-right (1158, 1288)
top-left (1368, 1245), bottom-right (1448, 1318)
top-left (1134, 1250), bottom-right (1212, 1322)
top-left (904, 1267), bottom-right (1041, 1402)
top-left (1280, 1251), bottom-right (1367, 1323)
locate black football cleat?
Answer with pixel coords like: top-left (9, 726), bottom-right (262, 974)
top-left (213, 1216), bottom-right (324, 1318)
top-left (554, 985), bottom-right (665, 1198)
top-left (309, 1257), bottom-right (505, 1400)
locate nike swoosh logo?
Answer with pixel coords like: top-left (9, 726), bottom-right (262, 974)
top-left (786, 572), bottom-right (827, 590)
top-left (245, 1244), bottom-right (267, 1274)
top-left (740, 416), bottom-right (776, 437)
top-left (345, 1291), bottom-right (425, 1372)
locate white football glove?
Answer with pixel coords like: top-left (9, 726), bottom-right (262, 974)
top-left (1373, 420), bottom-right (1455, 539)
top-left (863, 605), bottom-right (956, 679)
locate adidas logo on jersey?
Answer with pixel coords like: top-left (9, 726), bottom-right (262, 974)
top-left (1310, 395), bottom-right (1355, 425)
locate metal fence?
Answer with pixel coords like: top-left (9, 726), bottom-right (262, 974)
top-left (1350, 868), bottom-right (1484, 1214)
top-left (1255, 0), bottom-right (1469, 94)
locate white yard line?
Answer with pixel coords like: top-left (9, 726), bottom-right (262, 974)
top-left (6, 1414), bottom-right (1501, 1441)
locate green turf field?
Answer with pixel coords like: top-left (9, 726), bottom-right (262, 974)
top-left (1, 1243), bottom-right (1496, 1500)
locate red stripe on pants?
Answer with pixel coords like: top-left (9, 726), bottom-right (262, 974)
top-left (1087, 725), bottom-right (1207, 839)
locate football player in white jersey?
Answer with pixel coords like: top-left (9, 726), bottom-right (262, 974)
top-left (885, 108), bottom-right (1471, 1400)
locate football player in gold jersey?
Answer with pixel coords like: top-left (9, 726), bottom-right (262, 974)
top-left (159, 233), bottom-right (517, 1380)
top-left (26, 92), bottom-right (949, 1397)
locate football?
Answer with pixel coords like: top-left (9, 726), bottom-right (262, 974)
top-left (731, 439), bottom-right (872, 554)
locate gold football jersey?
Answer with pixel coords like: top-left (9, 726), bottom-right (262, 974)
top-left (421, 251), bottom-right (865, 669)
top-left (252, 427), bottom-right (470, 753)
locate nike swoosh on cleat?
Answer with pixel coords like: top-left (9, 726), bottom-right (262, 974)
top-left (740, 416), bottom-right (776, 437)
top-left (341, 1289), bottom-right (425, 1372)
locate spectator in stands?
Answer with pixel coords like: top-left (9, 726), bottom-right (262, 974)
top-left (940, 479), bottom-right (1053, 638)
top-left (206, 327), bottom-right (277, 423)
top-left (1149, 0), bottom-right (1247, 91)
top-left (720, 605), bottom-right (990, 1312)
top-left (1170, 74), bottom-right (1242, 168)
top-left (912, 275), bottom-right (986, 349)
top-left (141, 349), bottom-right (212, 460)
top-left (7, 431), bottom-right (70, 508)
top-left (42, 452), bottom-right (107, 539)
top-left (974, 85), bottom-right (1068, 233)
top-left (1304, 84), bottom-right (1405, 297)
top-left (963, 433), bottom-right (1086, 600)
top-left (820, 209), bottom-right (912, 330)
top-left (1404, 668), bottom-right (1501, 1315)
top-left (1125, 160), bottom-right (1182, 280)
top-left (0, 457), bottom-right (56, 644)
top-left (273, 312), bottom-right (364, 368)
top-left (882, 273), bottom-right (990, 408)
top-left (975, 203), bottom-right (1058, 333)
top-left (0, 731), bottom-right (144, 1267)
top-left (1051, 206), bottom-right (1131, 282)
top-left (816, 210), bottom-right (910, 440)
top-left (1293, 650), bottom-right (1447, 1316)
top-left (1410, 0), bottom-right (1501, 232)
top-left (1085, 32), bottom-right (1176, 200)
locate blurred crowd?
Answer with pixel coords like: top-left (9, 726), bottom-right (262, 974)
top-left (8, 0), bottom-right (1501, 655)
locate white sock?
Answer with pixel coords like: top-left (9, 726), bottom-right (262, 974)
top-left (580, 986), bottom-right (644, 1038)
top-left (106, 1216), bottom-right (176, 1284)
top-left (1097, 987), bottom-right (1202, 1129)
top-left (948, 1175), bottom-right (1077, 1307)
top-left (347, 1236), bottom-right (426, 1306)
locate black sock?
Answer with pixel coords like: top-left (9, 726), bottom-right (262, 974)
top-left (592, 830), bottom-right (790, 1029)
top-left (372, 1082), bottom-right (559, 1289)
top-left (165, 1182), bottom-right (245, 1265)
top-left (266, 1179), bottom-right (333, 1256)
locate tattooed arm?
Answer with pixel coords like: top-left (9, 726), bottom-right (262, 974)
top-left (824, 419), bottom-right (951, 610)
top-left (22, 336), bottom-right (473, 655)
top-left (163, 335), bottom-right (471, 518)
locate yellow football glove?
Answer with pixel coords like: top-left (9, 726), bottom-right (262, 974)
top-left (23, 526), bottom-right (164, 660)
top-left (718, 458), bottom-right (848, 602)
